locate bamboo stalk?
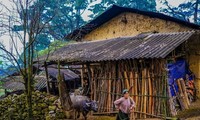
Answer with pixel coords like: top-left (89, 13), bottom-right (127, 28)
top-left (143, 68), bottom-right (147, 118)
top-left (111, 63), bottom-right (116, 112)
top-left (124, 71), bottom-right (129, 89)
top-left (140, 68), bottom-right (144, 118)
top-left (108, 69), bottom-right (111, 112)
top-left (148, 68), bottom-right (152, 115)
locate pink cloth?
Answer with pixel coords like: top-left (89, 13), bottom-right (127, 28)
top-left (114, 97), bottom-right (136, 114)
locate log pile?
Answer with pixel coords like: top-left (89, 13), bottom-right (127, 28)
top-left (172, 78), bottom-right (196, 112)
top-left (87, 59), bottom-right (171, 118)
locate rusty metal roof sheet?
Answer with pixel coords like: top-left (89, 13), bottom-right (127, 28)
top-left (42, 31), bottom-right (195, 63)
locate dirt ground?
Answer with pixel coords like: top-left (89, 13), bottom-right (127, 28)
top-left (176, 100), bottom-right (200, 120)
top-left (66, 116), bottom-right (163, 120)
top-left (65, 100), bottom-right (200, 120)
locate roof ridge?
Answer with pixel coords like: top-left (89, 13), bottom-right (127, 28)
top-left (65, 5), bottom-right (200, 40)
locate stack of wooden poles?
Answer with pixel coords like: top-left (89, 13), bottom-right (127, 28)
top-left (176, 78), bottom-right (190, 110)
top-left (86, 59), bottom-right (171, 119)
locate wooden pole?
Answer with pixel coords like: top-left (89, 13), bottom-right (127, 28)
top-left (86, 63), bottom-right (92, 96)
top-left (148, 68), bottom-right (152, 115)
top-left (81, 64), bottom-right (84, 88)
top-left (44, 61), bottom-right (50, 94)
top-left (143, 68), bottom-right (147, 118)
top-left (180, 78), bottom-right (190, 106)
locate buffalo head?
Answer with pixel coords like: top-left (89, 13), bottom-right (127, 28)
top-left (86, 100), bottom-right (98, 112)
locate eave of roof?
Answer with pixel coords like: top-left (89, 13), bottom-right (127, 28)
top-left (65, 5), bottom-right (200, 40)
top-left (42, 31), bottom-right (195, 63)
top-left (39, 67), bottom-right (79, 81)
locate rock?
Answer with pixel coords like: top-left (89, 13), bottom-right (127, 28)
top-left (0, 91), bottom-right (64, 120)
top-left (49, 110), bottom-right (55, 114)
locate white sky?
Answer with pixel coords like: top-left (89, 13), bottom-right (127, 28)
top-left (0, 0), bottom-right (188, 63)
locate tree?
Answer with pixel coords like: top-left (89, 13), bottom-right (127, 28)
top-left (88, 0), bottom-right (157, 18)
top-left (0, 0), bottom-right (55, 119)
top-left (16, 0), bottom-right (90, 52)
top-left (159, 0), bottom-right (200, 24)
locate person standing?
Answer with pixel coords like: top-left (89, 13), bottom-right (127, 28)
top-left (114, 89), bottom-right (136, 120)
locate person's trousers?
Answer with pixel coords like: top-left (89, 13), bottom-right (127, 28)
top-left (116, 110), bottom-right (130, 120)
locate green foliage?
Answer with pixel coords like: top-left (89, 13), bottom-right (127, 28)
top-left (13, 0), bottom-right (90, 52)
top-left (159, 0), bottom-right (200, 24)
top-left (88, 0), bottom-right (157, 18)
top-left (37, 40), bottom-right (75, 57)
top-left (28, 0), bottom-right (89, 51)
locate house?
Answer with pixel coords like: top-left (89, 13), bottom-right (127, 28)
top-left (39, 5), bottom-right (200, 118)
top-left (1, 66), bottom-right (80, 96)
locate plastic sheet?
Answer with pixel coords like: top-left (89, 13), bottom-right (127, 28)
top-left (167, 59), bottom-right (193, 96)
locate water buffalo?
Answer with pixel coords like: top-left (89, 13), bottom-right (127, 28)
top-left (70, 94), bottom-right (98, 120)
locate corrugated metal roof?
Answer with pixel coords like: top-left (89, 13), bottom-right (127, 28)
top-left (39, 67), bottom-right (80, 81)
top-left (2, 76), bottom-right (47, 91)
top-left (43, 31), bottom-right (195, 63)
top-left (66, 5), bottom-right (200, 40)
top-left (2, 69), bottom-right (80, 91)
top-left (34, 76), bottom-right (47, 90)
top-left (3, 82), bottom-right (25, 91)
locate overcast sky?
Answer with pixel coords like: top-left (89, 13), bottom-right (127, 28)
top-left (0, 0), bottom-right (188, 64)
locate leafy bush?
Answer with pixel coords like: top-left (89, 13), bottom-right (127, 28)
top-left (37, 40), bottom-right (75, 57)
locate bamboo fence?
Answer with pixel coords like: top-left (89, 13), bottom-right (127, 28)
top-left (86, 59), bottom-right (171, 119)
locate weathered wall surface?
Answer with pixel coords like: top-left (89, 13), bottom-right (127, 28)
top-left (83, 12), bottom-right (192, 41)
top-left (188, 34), bottom-right (200, 97)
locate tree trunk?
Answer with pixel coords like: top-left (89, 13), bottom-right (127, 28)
top-left (44, 61), bottom-right (50, 94)
top-left (57, 61), bottom-right (72, 111)
top-left (194, 0), bottom-right (199, 24)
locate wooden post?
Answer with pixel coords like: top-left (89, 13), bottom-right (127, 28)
top-left (81, 64), bottom-right (84, 88)
top-left (57, 60), bottom-right (62, 98)
top-left (52, 81), bottom-right (56, 95)
top-left (86, 63), bottom-right (91, 96)
top-left (44, 61), bottom-right (50, 94)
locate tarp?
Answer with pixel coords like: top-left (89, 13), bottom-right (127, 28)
top-left (167, 59), bottom-right (194, 96)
